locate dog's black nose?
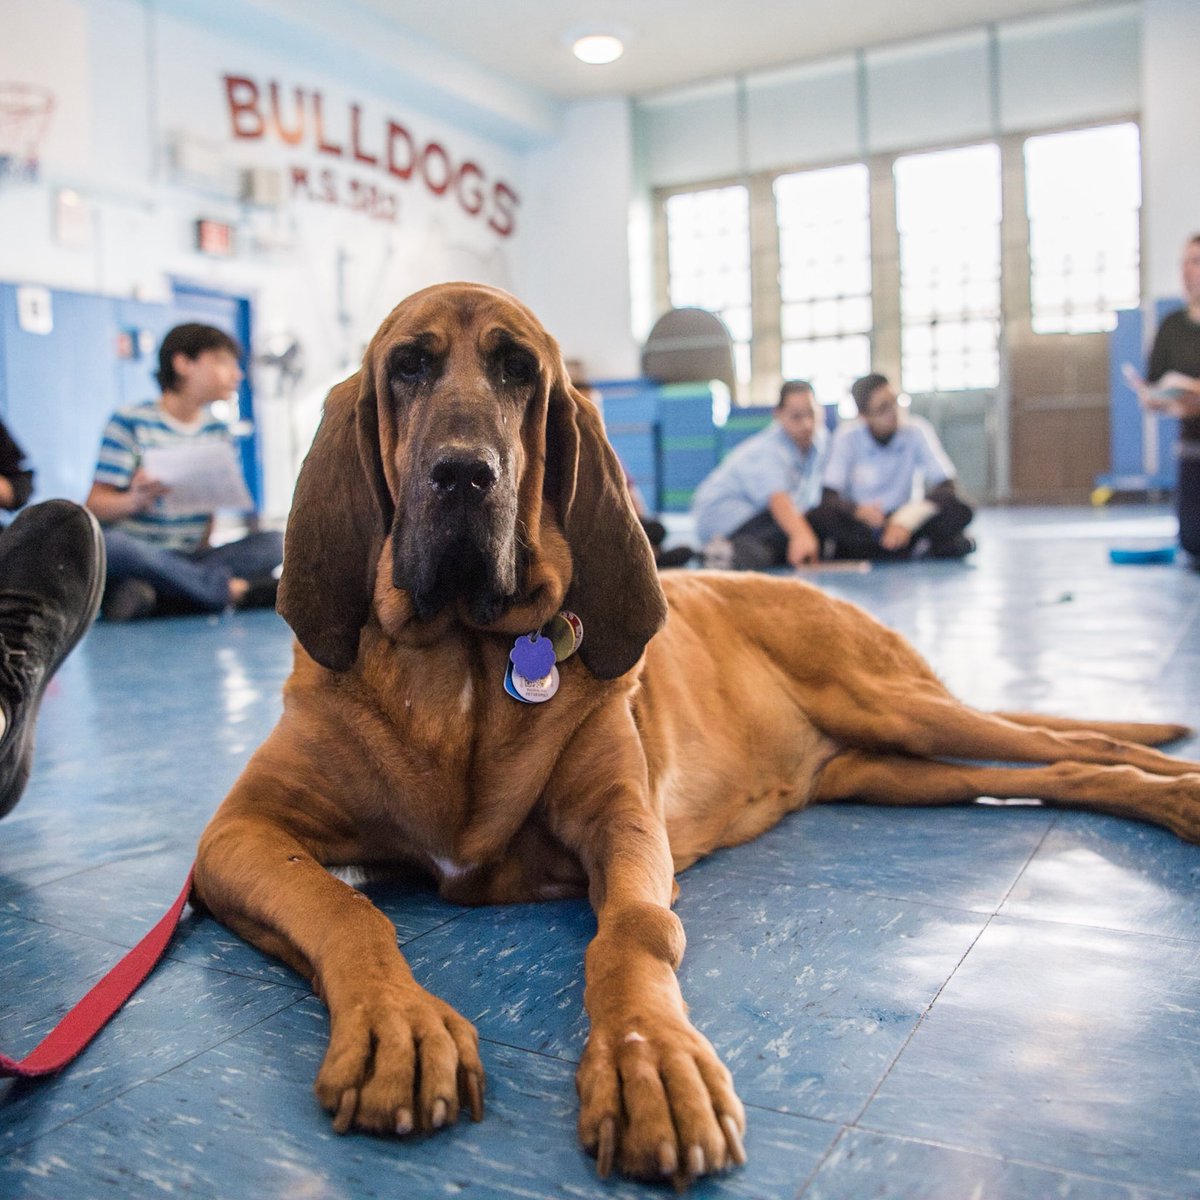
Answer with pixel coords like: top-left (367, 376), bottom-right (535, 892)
top-left (429, 453), bottom-right (498, 501)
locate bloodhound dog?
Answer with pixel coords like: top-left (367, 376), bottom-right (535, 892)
top-left (194, 282), bottom-right (1200, 1186)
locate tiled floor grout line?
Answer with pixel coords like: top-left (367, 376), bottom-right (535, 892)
top-left (790, 816), bottom-right (1068, 1197)
top-left (0, 990), bottom-right (311, 1159)
top-left (799, 816), bottom-right (1062, 1177)
top-left (796, 1122), bottom-right (1190, 1200)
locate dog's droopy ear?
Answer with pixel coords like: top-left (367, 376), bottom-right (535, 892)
top-left (548, 380), bottom-right (667, 680)
top-left (277, 371), bottom-right (394, 671)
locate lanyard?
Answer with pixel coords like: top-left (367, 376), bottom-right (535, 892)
top-left (0, 867), bottom-right (193, 1078)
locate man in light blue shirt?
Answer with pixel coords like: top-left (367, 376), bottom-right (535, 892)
top-left (692, 380), bottom-right (828, 570)
top-left (809, 373), bottom-right (974, 560)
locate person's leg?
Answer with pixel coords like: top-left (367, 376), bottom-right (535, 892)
top-left (193, 530), bottom-right (283, 580)
top-left (103, 527), bottom-right (233, 614)
top-left (1176, 457), bottom-right (1200, 562)
top-left (193, 530), bottom-right (284, 608)
top-left (914, 498), bottom-right (975, 558)
top-left (0, 500), bottom-right (105, 818)
top-left (806, 503), bottom-right (885, 560)
top-left (727, 510), bottom-right (788, 571)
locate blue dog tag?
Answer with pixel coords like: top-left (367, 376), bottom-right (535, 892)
top-left (511, 634), bottom-right (556, 681)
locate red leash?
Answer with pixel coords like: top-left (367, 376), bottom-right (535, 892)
top-left (0, 867), bottom-right (194, 1078)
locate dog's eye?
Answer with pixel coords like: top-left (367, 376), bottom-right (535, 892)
top-left (394, 345), bottom-right (432, 382)
top-left (500, 349), bottom-right (537, 388)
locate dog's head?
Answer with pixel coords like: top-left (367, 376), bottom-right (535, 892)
top-left (278, 282), bottom-right (667, 680)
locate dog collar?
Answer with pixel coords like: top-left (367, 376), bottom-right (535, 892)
top-left (504, 610), bottom-right (583, 704)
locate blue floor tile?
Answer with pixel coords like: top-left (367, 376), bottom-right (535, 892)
top-left (803, 1128), bottom-right (1175, 1200)
top-left (0, 932), bottom-right (304, 1154)
top-left (1001, 811), bottom-right (1200, 942)
top-left (0, 1001), bottom-right (838, 1200)
top-left (685, 802), bottom-right (1054, 912)
top-left (860, 917), bottom-right (1200, 1195)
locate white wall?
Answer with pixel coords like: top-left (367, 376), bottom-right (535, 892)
top-left (0, 0), bottom-right (559, 517)
top-left (1141, 0), bottom-right (1200, 303)
top-left (513, 98), bottom-right (641, 382)
top-left (635, 4), bottom-right (1142, 189)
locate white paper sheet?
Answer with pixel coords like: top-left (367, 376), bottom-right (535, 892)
top-left (142, 440), bottom-right (253, 515)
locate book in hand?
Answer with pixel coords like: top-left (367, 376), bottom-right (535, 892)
top-left (1121, 363), bottom-right (1197, 414)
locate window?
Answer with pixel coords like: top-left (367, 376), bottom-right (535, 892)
top-left (894, 143), bottom-right (1002, 393)
top-left (663, 186), bottom-right (752, 384)
top-left (1024, 123), bottom-right (1141, 334)
top-left (774, 164), bottom-right (872, 411)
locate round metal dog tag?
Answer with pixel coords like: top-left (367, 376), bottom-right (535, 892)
top-left (511, 664), bottom-right (560, 703)
top-left (561, 610), bottom-right (583, 652)
top-left (547, 613), bottom-right (579, 662)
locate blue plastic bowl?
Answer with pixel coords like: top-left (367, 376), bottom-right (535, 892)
top-left (1109, 546), bottom-right (1177, 565)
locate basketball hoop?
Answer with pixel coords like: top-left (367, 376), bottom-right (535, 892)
top-left (0, 83), bottom-right (55, 186)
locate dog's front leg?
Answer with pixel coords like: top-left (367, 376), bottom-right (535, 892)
top-left (545, 709), bottom-right (747, 1185)
top-left (195, 773), bottom-right (484, 1138)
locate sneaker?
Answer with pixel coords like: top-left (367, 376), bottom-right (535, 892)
top-left (655, 545), bottom-right (695, 570)
top-left (929, 534), bottom-right (976, 560)
top-left (102, 578), bottom-right (157, 622)
top-left (701, 536), bottom-right (735, 570)
top-left (0, 500), bottom-right (105, 819)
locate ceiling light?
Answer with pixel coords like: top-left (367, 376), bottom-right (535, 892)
top-left (572, 33), bottom-right (624, 65)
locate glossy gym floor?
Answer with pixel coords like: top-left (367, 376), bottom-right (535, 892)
top-left (1, 505), bottom-right (1198, 1200)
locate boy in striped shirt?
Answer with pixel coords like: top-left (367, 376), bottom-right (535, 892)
top-left (86, 324), bottom-right (283, 620)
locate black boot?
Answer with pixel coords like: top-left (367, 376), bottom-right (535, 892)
top-left (0, 500), bottom-right (105, 819)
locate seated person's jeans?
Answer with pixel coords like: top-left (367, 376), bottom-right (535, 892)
top-left (102, 527), bottom-right (283, 612)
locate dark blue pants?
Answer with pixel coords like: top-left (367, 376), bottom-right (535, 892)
top-left (1178, 456), bottom-right (1200, 560)
top-left (103, 528), bottom-right (283, 612)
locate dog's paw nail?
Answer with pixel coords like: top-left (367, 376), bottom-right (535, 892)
top-left (596, 1116), bottom-right (616, 1178)
top-left (465, 1070), bottom-right (485, 1121)
top-left (721, 1114), bottom-right (747, 1165)
top-left (332, 1088), bottom-right (357, 1134)
top-left (395, 1107), bottom-right (413, 1135)
top-left (687, 1144), bottom-right (706, 1178)
top-left (430, 1098), bottom-right (448, 1128)
top-left (657, 1140), bottom-right (678, 1176)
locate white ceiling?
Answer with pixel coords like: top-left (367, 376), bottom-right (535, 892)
top-left (351, 0), bottom-right (1105, 101)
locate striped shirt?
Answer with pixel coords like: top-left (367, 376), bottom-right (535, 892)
top-left (94, 401), bottom-right (230, 552)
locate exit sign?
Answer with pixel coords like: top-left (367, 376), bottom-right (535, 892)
top-left (195, 218), bottom-right (234, 256)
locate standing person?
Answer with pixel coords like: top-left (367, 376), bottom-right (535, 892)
top-left (86, 323), bottom-right (283, 621)
top-left (692, 380), bottom-right (828, 570)
top-left (0, 418), bottom-right (34, 519)
top-left (808, 373), bottom-right (974, 561)
top-left (1137, 234), bottom-right (1200, 562)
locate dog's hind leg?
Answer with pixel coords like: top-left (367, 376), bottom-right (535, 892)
top-left (830, 685), bottom-right (1200, 779)
top-left (813, 749), bottom-right (1200, 842)
top-left (992, 712), bottom-right (1190, 747)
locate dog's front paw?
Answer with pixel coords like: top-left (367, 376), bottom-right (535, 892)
top-left (315, 980), bottom-right (484, 1137)
top-left (576, 1016), bottom-right (747, 1185)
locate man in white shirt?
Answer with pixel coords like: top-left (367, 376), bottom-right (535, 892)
top-left (809, 373), bottom-right (974, 561)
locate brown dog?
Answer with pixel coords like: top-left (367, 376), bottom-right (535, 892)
top-left (194, 282), bottom-right (1200, 1186)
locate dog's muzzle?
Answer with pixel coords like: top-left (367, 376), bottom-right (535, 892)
top-left (396, 444), bottom-right (518, 623)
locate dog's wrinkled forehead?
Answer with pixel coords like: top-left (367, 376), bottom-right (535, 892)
top-left (372, 283), bottom-right (553, 368)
